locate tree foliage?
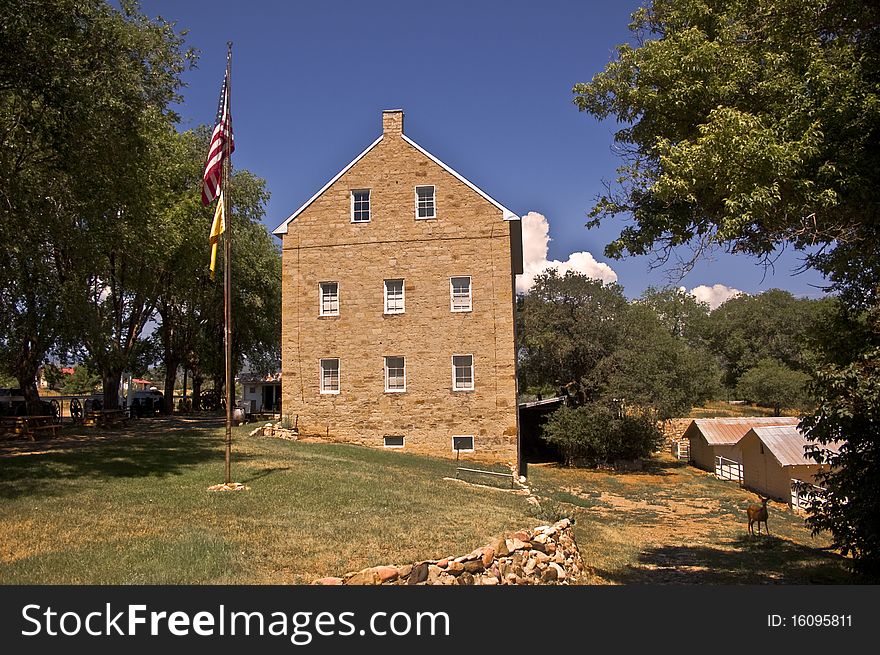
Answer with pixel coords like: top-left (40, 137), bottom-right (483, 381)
top-left (148, 128), bottom-right (279, 412)
top-left (0, 1), bottom-right (280, 410)
top-left (800, 346), bottom-right (880, 580)
top-left (518, 270), bottom-right (628, 403)
top-left (573, 0), bottom-right (880, 293)
top-left (574, 0), bottom-right (880, 574)
top-left (705, 289), bottom-right (826, 387)
top-left (736, 358), bottom-right (811, 415)
top-left (638, 286), bottom-right (710, 348)
top-left (519, 271), bottom-right (719, 419)
top-left (608, 303), bottom-right (720, 419)
top-left (0, 0), bottom-right (192, 408)
top-left (61, 366), bottom-right (102, 395)
top-left (542, 403), bottom-right (663, 467)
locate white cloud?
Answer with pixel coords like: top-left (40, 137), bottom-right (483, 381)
top-left (689, 283), bottom-right (744, 310)
top-left (516, 211), bottom-right (618, 293)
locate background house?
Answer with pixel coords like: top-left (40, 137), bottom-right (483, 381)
top-left (273, 110), bottom-right (522, 466)
top-left (241, 373), bottom-right (282, 415)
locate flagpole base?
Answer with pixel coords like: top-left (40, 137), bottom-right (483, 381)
top-left (207, 482), bottom-right (248, 492)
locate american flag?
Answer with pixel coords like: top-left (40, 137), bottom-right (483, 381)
top-left (202, 66), bottom-right (234, 205)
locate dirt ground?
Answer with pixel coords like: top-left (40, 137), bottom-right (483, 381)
top-left (528, 458), bottom-right (852, 584)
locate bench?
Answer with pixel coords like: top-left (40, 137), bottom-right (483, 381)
top-left (0, 415), bottom-right (60, 441)
top-left (84, 409), bottom-right (130, 429)
top-left (454, 466), bottom-right (516, 488)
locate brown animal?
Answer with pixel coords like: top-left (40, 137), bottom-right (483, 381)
top-left (747, 495), bottom-right (770, 535)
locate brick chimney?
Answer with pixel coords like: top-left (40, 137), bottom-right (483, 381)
top-left (382, 109), bottom-right (404, 136)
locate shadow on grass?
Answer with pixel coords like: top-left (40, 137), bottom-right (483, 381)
top-left (240, 466), bottom-right (291, 483)
top-left (595, 535), bottom-right (854, 584)
top-left (0, 433), bottom-right (242, 500)
top-left (530, 457), bottom-right (685, 478)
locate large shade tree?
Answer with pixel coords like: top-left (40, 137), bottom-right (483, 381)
top-left (574, 0), bottom-right (880, 577)
top-left (573, 0), bottom-right (879, 291)
top-left (0, 0), bottom-right (192, 409)
top-left (518, 270), bottom-right (719, 418)
top-left (153, 139), bottom-right (279, 413)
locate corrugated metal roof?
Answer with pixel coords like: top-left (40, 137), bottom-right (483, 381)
top-left (748, 425), bottom-right (843, 467)
top-left (686, 417), bottom-right (800, 445)
top-left (518, 396), bottom-right (566, 409)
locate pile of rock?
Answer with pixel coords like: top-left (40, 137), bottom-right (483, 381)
top-left (313, 518), bottom-right (584, 586)
top-left (253, 422), bottom-right (299, 440)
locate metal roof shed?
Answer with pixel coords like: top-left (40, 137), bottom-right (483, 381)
top-left (683, 417), bottom-right (800, 475)
top-left (738, 425), bottom-right (842, 503)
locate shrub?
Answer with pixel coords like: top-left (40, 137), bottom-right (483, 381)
top-left (541, 403), bottom-right (662, 467)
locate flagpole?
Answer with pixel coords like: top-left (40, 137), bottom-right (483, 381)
top-left (223, 41), bottom-right (233, 485)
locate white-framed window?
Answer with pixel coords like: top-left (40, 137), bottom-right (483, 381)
top-left (319, 282), bottom-right (339, 316)
top-left (384, 279), bottom-right (405, 314)
top-left (452, 435), bottom-right (475, 452)
top-left (452, 354), bottom-right (474, 391)
top-left (384, 435), bottom-right (405, 448)
top-left (415, 185), bottom-right (436, 219)
top-left (450, 276), bottom-right (472, 312)
top-left (320, 358), bottom-right (340, 394)
top-left (384, 356), bottom-right (406, 392)
top-left (351, 189), bottom-right (370, 223)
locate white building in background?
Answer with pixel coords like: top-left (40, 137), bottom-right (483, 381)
top-left (241, 373), bottom-right (282, 414)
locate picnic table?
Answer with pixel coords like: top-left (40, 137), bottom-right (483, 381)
top-left (83, 408), bottom-right (130, 429)
top-left (0, 415), bottom-right (61, 441)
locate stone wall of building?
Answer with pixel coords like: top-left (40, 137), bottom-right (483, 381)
top-left (313, 519), bottom-right (585, 586)
top-left (661, 417), bottom-right (693, 448)
top-left (280, 110), bottom-right (519, 465)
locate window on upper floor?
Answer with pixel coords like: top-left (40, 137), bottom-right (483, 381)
top-left (384, 279), bottom-right (405, 314)
top-left (320, 358), bottom-right (340, 394)
top-left (351, 189), bottom-right (370, 223)
top-left (452, 354), bottom-right (474, 391)
top-left (415, 185), bottom-right (435, 219)
top-left (384, 356), bottom-right (406, 392)
top-left (450, 276), bottom-right (472, 312)
top-left (319, 282), bottom-right (339, 316)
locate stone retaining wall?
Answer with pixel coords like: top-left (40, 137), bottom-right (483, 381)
top-left (313, 518), bottom-right (584, 586)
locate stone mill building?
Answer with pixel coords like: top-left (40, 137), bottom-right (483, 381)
top-left (273, 109), bottom-right (523, 466)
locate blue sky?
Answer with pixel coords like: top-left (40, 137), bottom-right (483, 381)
top-left (143, 0), bottom-right (828, 304)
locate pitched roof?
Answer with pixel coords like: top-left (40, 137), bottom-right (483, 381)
top-left (272, 129), bottom-right (519, 236)
top-left (745, 425), bottom-right (843, 467)
top-left (685, 416), bottom-right (800, 446)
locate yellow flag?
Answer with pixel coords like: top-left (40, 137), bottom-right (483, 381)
top-left (209, 192), bottom-right (225, 280)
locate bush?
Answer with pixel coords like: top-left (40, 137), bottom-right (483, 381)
top-left (541, 403), bottom-right (662, 467)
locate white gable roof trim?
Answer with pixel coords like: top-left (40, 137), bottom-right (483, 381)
top-left (400, 134), bottom-right (519, 222)
top-left (272, 132), bottom-right (520, 236)
top-left (272, 135), bottom-right (384, 235)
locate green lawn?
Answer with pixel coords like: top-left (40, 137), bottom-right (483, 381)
top-left (0, 420), bottom-right (856, 584)
top-left (0, 422), bottom-right (532, 584)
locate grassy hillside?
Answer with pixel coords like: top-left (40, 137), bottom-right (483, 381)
top-left (0, 419), bottom-right (855, 584)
